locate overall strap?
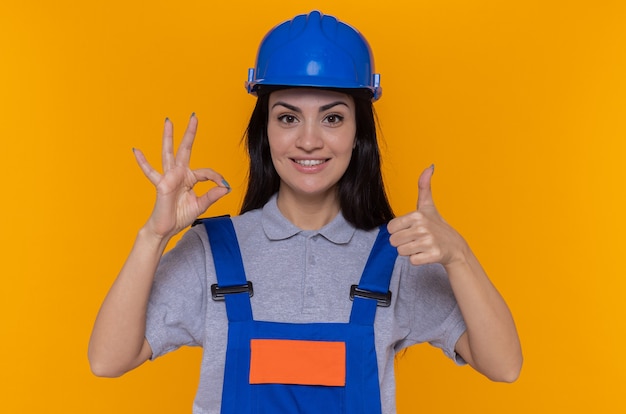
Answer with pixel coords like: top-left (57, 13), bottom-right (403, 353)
top-left (201, 217), bottom-right (253, 322)
top-left (349, 225), bottom-right (398, 326)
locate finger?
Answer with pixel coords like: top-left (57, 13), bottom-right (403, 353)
top-left (192, 168), bottom-right (230, 190)
top-left (395, 233), bottom-right (437, 257)
top-left (196, 186), bottom-right (231, 214)
top-left (394, 238), bottom-right (423, 256)
top-left (193, 167), bottom-right (231, 213)
top-left (393, 233), bottom-right (441, 266)
top-left (417, 164), bottom-right (435, 210)
top-left (162, 117), bottom-right (175, 171)
top-left (133, 147), bottom-right (162, 185)
top-left (386, 217), bottom-right (401, 236)
top-left (176, 113), bottom-right (198, 167)
top-left (407, 250), bottom-right (440, 267)
top-left (387, 212), bottom-right (418, 238)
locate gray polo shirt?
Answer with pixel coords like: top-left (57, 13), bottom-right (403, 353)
top-left (146, 194), bottom-right (466, 414)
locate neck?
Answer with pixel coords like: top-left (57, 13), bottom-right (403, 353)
top-left (276, 189), bottom-right (341, 230)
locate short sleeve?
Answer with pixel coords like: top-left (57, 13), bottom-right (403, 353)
top-left (145, 226), bottom-right (209, 359)
top-left (394, 261), bottom-right (467, 364)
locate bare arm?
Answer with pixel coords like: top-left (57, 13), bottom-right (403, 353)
top-left (388, 166), bottom-right (522, 382)
top-left (88, 115), bottom-right (230, 377)
top-left (442, 245), bottom-right (522, 382)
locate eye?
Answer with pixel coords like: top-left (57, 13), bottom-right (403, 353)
top-left (277, 114), bottom-right (298, 124)
top-left (323, 114), bottom-right (344, 125)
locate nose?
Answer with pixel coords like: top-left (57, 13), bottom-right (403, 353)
top-left (295, 123), bottom-right (324, 151)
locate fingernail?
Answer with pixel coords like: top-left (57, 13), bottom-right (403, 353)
top-left (222, 179), bottom-right (231, 191)
top-left (132, 147), bottom-right (136, 153)
top-left (430, 164), bottom-right (435, 174)
top-left (165, 117), bottom-right (170, 123)
top-left (191, 112), bottom-right (196, 118)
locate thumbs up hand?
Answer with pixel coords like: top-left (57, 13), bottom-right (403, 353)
top-left (388, 165), bottom-right (468, 267)
top-left (390, 166), bottom-right (524, 381)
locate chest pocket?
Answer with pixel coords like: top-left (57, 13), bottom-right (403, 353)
top-left (250, 339), bottom-right (346, 386)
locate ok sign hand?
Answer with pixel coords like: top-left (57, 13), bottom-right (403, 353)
top-left (133, 114), bottom-right (230, 241)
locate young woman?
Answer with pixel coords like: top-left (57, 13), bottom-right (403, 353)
top-left (89, 10), bottom-right (522, 414)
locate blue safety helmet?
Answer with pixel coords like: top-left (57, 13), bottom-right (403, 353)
top-left (245, 10), bottom-right (382, 101)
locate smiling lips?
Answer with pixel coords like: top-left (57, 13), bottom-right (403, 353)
top-left (292, 159), bottom-right (328, 167)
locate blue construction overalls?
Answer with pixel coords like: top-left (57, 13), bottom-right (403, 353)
top-left (201, 217), bottom-right (397, 414)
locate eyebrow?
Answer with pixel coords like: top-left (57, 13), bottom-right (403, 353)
top-left (271, 101), bottom-right (350, 112)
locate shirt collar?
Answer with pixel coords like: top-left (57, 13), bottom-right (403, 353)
top-left (261, 194), bottom-right (356, 245)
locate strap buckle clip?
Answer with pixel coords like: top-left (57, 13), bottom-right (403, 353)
top-left (349, 285), bottom-right (392, 307)
top-left (211, 282), bottom-right (254, 301)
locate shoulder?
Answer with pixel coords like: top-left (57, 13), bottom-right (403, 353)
top-left (395, 258), bottom-right (450, 288)
top-left (391, 258), bottom-right (465, 353)
top-left (393, 259), bottom-right (458, 315)
top-left (164, 223), bottom-right (209, 258)
top-left (189, 208), bottom-right (263, 242)
top-left (231, 208), bottom-right (263, 231)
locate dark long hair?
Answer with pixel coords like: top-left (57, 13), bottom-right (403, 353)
top-left (240, 88), bottom-right (394, 230)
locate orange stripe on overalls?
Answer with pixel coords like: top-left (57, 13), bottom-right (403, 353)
top-left (250, 339), bottom-right (346, 386)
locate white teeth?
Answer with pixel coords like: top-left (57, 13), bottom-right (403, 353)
top-left (295, 159), bottom-right (325, 166)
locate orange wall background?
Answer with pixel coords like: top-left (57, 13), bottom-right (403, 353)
top-left (1, 0), bottom-right (625, 412)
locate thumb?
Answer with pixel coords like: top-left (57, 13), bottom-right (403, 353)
top-left (417, 164), bottom-right (435, 210)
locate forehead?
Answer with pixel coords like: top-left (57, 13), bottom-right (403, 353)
top-left (268, 88), bottom-right (355, 108)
